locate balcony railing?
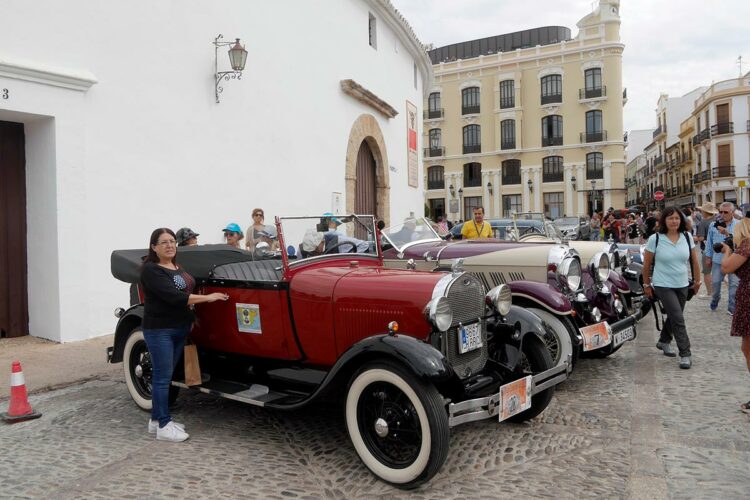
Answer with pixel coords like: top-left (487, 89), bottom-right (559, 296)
top-left (713, 166), bottom-right (735, 178)
top-left (541, 93), bottom-right (562, 105)
top-left (652, 125), bottom-right (662, 138)
top-left (501, 140), bottom-right (516, 150)
top-left (543, 172), bottom-right (564, 182)
top-left (579, 86), bottom-right (607, 99)
top-left (499, 98), bottom-right (515, 109)
top-left (700, 128), bottom-right (711, 142)
top-left (427, 179), bottom-right (445, 190)
top-left (423, 146), bottom-right (445, 158)
top-left (692, 134), bottom-right (701, 146)
top-left (654, 156), bottom-right (664, 167)
top-left (424, 108), bottom-right (444, 120)
top-left (710, 122), bottom-right (734, 136)
top-left (580, 130), bottom-right (607, 143)
top-left (693, 170), bottom-right (712, 184)
top-left (502, 175), bottom-right (522, 185)
top-left (464, 178), bottom-right (482, 188)
top-left (462, 105), bottom-right (480, 115)
top-left (542, 136), bottom-right (563, 146)
top-left (463, 144), bottom-right (481, 154)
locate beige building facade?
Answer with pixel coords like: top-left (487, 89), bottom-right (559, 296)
top-left (423, 0), bottom-right (626, 221)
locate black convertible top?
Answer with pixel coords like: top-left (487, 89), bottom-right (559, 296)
top-left (111, 244), bottom-right (257, 284)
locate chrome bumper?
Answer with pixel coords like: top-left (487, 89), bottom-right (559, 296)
top-left (447, 359), bottom-right (569, 427)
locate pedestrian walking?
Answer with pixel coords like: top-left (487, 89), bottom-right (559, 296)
top-left (625, 214), bottom-right (640, 244)
top-left (705, 202), bottom-right (739, 314)
top-left (641, 207), bottom-right (701, 369)
top-left (694, 202), bottom-right (717, 298)
top-left (140, 228), bottom-right (229, 441)
top-left (719, 212), bottom-right (750, 412)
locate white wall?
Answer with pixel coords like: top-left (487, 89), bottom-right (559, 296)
top-left (0, 0), bottom-right (430, 341)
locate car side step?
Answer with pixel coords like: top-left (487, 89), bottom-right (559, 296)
top-left (172, 378), bottom-right (304, 407)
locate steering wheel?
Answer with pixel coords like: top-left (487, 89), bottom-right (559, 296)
top-left (323, 241), bottom-right (358, 255)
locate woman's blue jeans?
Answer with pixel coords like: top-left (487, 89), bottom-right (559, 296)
top-left (143, 327), bottom-right (189, 427)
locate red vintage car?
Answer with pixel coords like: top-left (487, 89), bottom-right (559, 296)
top-left (107, 215), bottom-right (567, 488)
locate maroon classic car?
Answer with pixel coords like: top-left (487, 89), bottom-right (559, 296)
top-left (107, 215), bottom-right (567, 488)
top-left (381, 218), bottom-right (644, 366)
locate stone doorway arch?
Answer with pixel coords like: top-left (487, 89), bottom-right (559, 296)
top-left (345, 114), bottom-right (390, 226)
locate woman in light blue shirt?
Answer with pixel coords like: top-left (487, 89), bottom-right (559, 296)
top-left (641, 207), bottom-right (702, 369)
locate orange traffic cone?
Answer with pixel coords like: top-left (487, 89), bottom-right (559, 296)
top-left (1, 361), bottom-right (42, 423)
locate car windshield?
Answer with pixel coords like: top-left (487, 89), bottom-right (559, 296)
top-left (382, 217), bottom-right (441, 251)
top-left (554, 217), bottom-right (580, 226)
top-left (278, 215), bottom-right (378, 262)
top-left (513, 212), bottom-right (564, 240)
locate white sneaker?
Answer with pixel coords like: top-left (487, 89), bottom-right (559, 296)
top-left (148, 419), bottom-right (185, 434)
top-left (156, 421), bottom-right (189, 442)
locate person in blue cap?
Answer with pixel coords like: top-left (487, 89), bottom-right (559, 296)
top-left (323, 212), bottom-right (345, 236)
top-left (222, 223), bottom-right (244, 248)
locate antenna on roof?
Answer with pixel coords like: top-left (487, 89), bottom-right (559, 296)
top-left (737, 55), bottom-right (744, 77)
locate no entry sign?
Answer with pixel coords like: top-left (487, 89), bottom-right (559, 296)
top-left (654, 191), bottom-right (665, 201)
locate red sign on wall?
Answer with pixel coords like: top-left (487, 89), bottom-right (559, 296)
top-left (406, 100), bottom-right (418, 188)
top-left (654, 191), bottom-right (665, 201)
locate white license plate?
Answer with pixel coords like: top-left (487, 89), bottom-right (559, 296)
top-left (613, 326), bottom-right (635, 347)
top-left (458, 323), bottom-right (482, 354)
top-left (498, 375), bottom-right (532, 422)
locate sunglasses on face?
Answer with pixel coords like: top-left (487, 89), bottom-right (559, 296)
top-left (253, 213), bottom-right (264, 217)
top-left (720, 211), bottom-right (731, 214)
top-left (225, 231), bottom-right (238, 237)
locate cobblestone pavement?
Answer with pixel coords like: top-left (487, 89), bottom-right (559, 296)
top-left (1, 288), bottom-right (748, 499)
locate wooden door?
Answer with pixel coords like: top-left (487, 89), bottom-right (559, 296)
top-left (716, 103), bottom-right (729, 124)
top-left (0, 121), bottom-right (28, 338)
top-left (354, 140), bottom-right (377, 239)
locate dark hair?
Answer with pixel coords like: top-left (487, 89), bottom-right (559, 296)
top-left (145, 228), bottom-right (177, 265)
top-left (473, 206), bottom-right (484, 213)
top-left (658, 206), bottom-right (687, 234)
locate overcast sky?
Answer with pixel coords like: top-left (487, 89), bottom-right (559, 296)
top-left (391, 0), bottom-right (750, 132)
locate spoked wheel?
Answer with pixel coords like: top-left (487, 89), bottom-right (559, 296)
top-left (507, 335), bottom-right (555, 423)
top-left (123, 328), bottom-right (179, 411)
top-left (345, 361), bottom-right (449, 489)
top-left (528, 308), bottom-right (574, 371)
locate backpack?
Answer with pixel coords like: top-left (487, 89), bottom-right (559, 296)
top-left (652, 231), bottom-right (695, 299)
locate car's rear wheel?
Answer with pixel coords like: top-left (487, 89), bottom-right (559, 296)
top-left (506, 335), bottom-right (555, 422)
top-left (123, 328), bottom-right (179, 411)
top-left (345, 360), bottom-right (449, 489)
top-left (528, 307), bottom-right (574, 371)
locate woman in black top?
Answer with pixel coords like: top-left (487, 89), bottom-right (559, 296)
top-left (141, 228), bottom-right (228, 442)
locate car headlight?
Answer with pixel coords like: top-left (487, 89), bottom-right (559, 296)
top-left (486, 284), bottom-right (512, 316)
top-left (558, 257), bottom-right (582, 292)
top-left (591, 306), bottom-right (602, 322)
top-left (589, 252), bottom-right (610, 283)
top-left (424, 296), bottom-right (453, 332)
top-left (614, 298), bottom-right (624, 313)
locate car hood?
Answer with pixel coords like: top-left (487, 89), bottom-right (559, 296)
top-left (386, 239), bottom-right (544, 261)
top-left (332, 266), bottom-right (445, 340)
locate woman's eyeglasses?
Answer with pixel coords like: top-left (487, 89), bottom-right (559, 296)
top-left (156, 240), bottom-right (177, 247)
top-left (253, 213), bottom-right (263, 217)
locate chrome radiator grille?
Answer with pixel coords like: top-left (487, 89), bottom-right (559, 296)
top-left (443, 273), bottom-right (488, 379)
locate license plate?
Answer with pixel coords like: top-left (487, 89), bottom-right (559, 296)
top-left (458, 322), bottom-right (482, 354)
top-left (580, 321), bottom-right (612, 351)
top-left (613, 326), bottom-right (635, 347)
top-left (498, 375), bottom-right (532, 422)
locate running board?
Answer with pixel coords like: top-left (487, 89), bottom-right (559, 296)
top-left (172, 378), bottom-right (301, 407)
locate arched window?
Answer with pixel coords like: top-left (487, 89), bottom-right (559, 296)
top-left (586, 152), bottom-right (603, 179)
top-left (427, 129), bottom-right (442, 157)
top-left (427, 92), bottom-right (442, 119)
top-left (541, 74), bottom-right (562, 104)
top-left (427, 166), bottom-right (444, 190)
top-left (463, 124), bottom-right (481, 154)
top-left (584, 110), bottom-right (604, 142)
top-left (462, 87), bottom-right (480, 114)
top-left (542, 115), bottom-right (563, 146)
top-left (502, 159), bottom-right (521, 185)
top-left (543, 156), bottom-right (564, 182)
top-left (463, 162), bottom-right (482, 187)
top-left (499, 80), bottom-right (515, 109)
top-left (500, 119), bottom-right (515, 150)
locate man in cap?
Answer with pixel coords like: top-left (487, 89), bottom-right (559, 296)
top-left (705, 201), bottom-right (740, 314)
top-left (175, 227), bottom-right (199, 247)
top-left (694, 202), bottom-right (717, 298)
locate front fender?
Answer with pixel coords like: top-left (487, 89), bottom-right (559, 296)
top-left (487, 305), bottom-right (555, 372)
top-left (108, 304), bottom-right (144, 363)
top-left (508, 281), bottom-right (573, 315)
